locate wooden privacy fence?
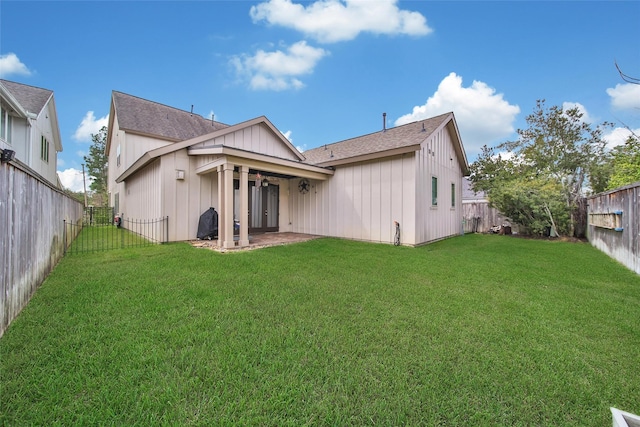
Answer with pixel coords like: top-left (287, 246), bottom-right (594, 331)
top-left (1, 160), bottom-right (83, 337)
top-left (63, 216), bottom-right (169, 254)
top-left (587, 182), bottom-right (640, 274)
top-left (462, 200), bottom-right (517, 234)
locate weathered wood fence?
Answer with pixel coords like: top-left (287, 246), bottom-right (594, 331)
top-left (1, 160), bottom-right (83, 337)
top-left (587, 181), bottom-right (640, 274)
top-left (463, 200), bottom-right (518, 234)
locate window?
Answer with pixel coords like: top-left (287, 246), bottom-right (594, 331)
top-left (431, 176), bottom-right (438, 206)
top-left (451, 183), bottom-right (456, 208)
top-left (0, 105), bottom-right (12, 143)
top-left (116, 144), bottom-right (121, 167)
top-left (40, 136), bottom-right (49, 162)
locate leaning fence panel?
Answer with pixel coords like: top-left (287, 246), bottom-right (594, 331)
top-left (64, 216), bottom-right (169, 255)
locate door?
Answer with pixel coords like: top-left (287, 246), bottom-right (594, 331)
top-left (249, 182), bottom-right (279, 233)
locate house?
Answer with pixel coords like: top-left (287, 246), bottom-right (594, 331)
top-left (0, 79), bottom-right (63, 187)
top-left (107, 91), bottom-right (470, 248)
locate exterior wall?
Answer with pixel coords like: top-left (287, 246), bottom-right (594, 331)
top-left (0, 111), bottom-right (28, 160)
top-left (1, 160), bottom-right (83, 337)
top-left (108, 117), bottom-right (174, 210)
top-left (1, 99), bottom-right (59, 186)
top-left (121, 159), bottom-right (162, 220)
top-left (588, 182), bottom-right (639, 274)
top-left (30, 102), bottom-right (60, 185)
top-left (192, 123), bottom-right (300, 161)
top-left (159, 150), bottom-right (219, 241)
top-left (288, 153), bottom-right (417, 245)
top-left (415, 126), bottom-right (464, 244)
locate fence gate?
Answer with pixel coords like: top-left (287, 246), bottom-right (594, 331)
top-left (63, 207), bottom-right (168, 255)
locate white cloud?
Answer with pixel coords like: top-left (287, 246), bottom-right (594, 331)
top-left (562, 102), bottom-right (594, 123)
top-left (0, 53), bottom-right (32, 77)
top-left (606, 83), bottom-right (640, 110)
top-left (231, 41), bottom-right (328, 91)
top-left (73, 111), bottom-right (109, 142)
top-left (58, 168), bottom-right (93, 193)
top-left (282, 130), bottom-right (293, 142)
top-left (395, 72), bottom-right (520, 156)
top-left (604, 127), bottom-right (640, 150)
top-left (250, 0), bottom-right (432, 43)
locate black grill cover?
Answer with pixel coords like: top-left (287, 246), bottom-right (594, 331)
top-left (197, 207), bottom-right (218, 240)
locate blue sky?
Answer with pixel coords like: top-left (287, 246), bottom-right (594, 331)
top-left (1, 0), bottom-right (639, 192)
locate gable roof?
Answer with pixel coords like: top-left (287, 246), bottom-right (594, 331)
top-left (115, 115), bottom-right (321, 183)
top-left (110, 91), bottom-right (229, 142)
top-left (303, 112), bottom-right (469, 174)
top-left (0, 79), bottom-right (53, 116)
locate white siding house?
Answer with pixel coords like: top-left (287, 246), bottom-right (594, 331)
top-left (107, 91), bottom-right (469, 248)
top-left (0, 80), bottom-right (63, 187)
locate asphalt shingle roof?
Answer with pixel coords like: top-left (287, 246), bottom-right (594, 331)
top-left (0, 79), bottom-right (53, 115)
top-left (303, 112), bottom-right (452, 165)
top-left (112, 91), bottom-right (229, 141)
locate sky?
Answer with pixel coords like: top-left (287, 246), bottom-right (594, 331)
top-left (1, 0), bottom-right (639, 192)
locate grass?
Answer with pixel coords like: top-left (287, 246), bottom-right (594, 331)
top-left (66, 224), bottom-right (160, 254)
top-left (1, 234), bottom-right (639, 426)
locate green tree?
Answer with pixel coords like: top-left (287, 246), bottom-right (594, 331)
top-left (470, 100), bottom-right (612, 237)
top-left (607, 133), bottom-right (640, 190)
top-left (83, 126), bottom-right (108, 206)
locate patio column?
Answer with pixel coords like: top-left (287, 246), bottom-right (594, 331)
top-left (217, 165), bottom-right (225, 245)
top-left (239, 165), bottom-right (250, 247)
top-left (222, 163), bottom-right (235, 249)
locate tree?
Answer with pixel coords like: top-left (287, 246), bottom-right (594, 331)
top-left (607, 133), bottom-right (640, 190)
top-left (470, 100), bottom-right (613, 237)
top-left (83, 126), bottom-right (108, 206)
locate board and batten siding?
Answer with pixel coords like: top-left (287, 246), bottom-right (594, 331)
top-left (1, 160), bottom-right (83, 337)
top-left (192, 123), bottom-right (300, 161)
top-left (288, 153), bottom-right (417, 245)
top-left (108, 119), bottom-right (175, 209)
top-left (415, 125), bottom-right (465, 244)
top-left (122, 159), bottom-right (162, 220)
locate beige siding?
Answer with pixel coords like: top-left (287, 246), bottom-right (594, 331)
top-left (108, 120), bottom-right (174, 209)
top-left (288, 153), bottom-right (417, 245)
top-left (193, 123), bottom-right (299, 161)
top-left (123, 159), bottom-right (162, 220)
top-left (415, 126), bottom-right (464, 244)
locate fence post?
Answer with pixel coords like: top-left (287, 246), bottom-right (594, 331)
top-left (165, 216), bottom-right (169, 243)
top-left (63, 220), bottom-right (67, 255)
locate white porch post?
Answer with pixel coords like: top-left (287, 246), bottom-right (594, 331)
top-left (239, 165), bottom-right (250, 247)
top-left (217, 165), bottom-right (225, 245)
top-left (222, 163), bottom-right (235, 249)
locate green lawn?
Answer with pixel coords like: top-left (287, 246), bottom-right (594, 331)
top-left (1, 235), bottom-right (639, 426)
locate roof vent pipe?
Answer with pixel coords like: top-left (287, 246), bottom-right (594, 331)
top-left (190, 105), bottom-right (194, 116)
top-left (383, 112), bottom-right (387, 132)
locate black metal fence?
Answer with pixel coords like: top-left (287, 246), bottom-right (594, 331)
top-left (64, 211), bottom-right (169, 255)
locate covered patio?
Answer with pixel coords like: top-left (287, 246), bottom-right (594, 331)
top-left (190, 144), bottom-right (333, 249)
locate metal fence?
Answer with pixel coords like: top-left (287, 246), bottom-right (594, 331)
top-left (64, 215), bottom-right (169, 255)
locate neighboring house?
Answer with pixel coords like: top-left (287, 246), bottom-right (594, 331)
top-left (0, 79), bottom-right (63, 187)
top-left (107, 91), bottom-right (470, 248)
